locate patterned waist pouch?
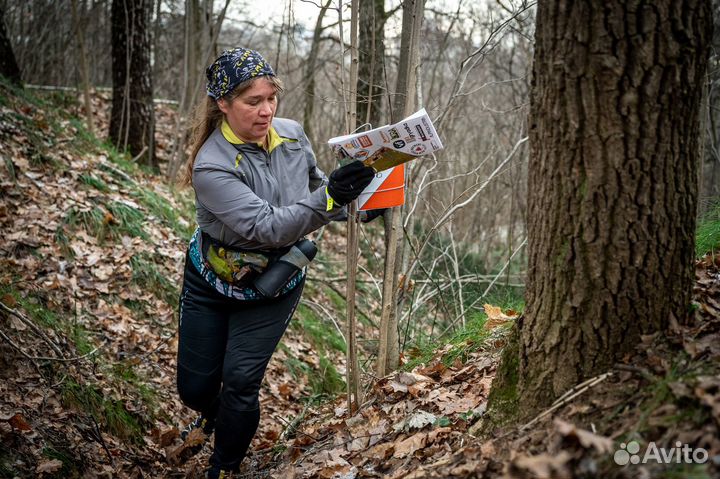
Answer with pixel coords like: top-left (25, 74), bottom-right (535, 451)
top-left (200, 231), bottom-right (288, 287)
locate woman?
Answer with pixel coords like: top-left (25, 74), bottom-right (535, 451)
top-left (176, 48), bottom-right (377, 478)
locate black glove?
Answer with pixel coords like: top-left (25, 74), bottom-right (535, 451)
top-left (327, 161), bottom-right (375, 206)
top-left (361, 208), bottom-right (387, 223)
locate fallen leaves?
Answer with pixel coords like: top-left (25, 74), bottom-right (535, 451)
top-left (8, 413), bottom-right (32, 431)
top-left (553, 418), bottom-right (613, 454)
top-left (35, 458), bottom-right (63, 474)
top-left (483, 303), bottom-right (519, 330)
top-left (270, 345), bottom-right (502, 478)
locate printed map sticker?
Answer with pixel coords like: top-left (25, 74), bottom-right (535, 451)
top-left (327, 109), bottom-right (443, 211)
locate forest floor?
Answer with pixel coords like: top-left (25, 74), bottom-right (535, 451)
top-left (1, 82), bottom-right (719, 479)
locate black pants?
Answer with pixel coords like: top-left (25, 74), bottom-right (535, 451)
top-left (176, 255), bottom-right (303, 470)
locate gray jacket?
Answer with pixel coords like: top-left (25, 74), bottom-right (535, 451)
top-left (193, 118), bottom-right (341, 249)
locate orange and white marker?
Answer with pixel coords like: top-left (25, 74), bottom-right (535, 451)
top-left (357, 164), bottom-right (405, 211)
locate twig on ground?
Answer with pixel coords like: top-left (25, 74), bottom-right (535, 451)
top-left (519, 371), bottom-right (614, 431)
top-left (88, 415), bottom-right (117, 468)
top-left (614, 363), bottom-right (656, 382)
top-left (0, 327), bottom-right (42, 371)
top-left (0, 300), bottom-right (66, 358)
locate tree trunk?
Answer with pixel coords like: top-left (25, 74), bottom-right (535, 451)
top-left (377, 0), bottom-right (425, 377)
top-left (497, 0), bottom-right (712, 417)
top-left (109, 0), bottom-right (156, 168)
top-left (344, 0), bottom-right (362, 414)
top-left (302, 0), bottom-right (332, 147)
top-left (701, 2), bottom-right (720, 209)
top-left (0, 5), bottom-right (22, 86)
top-left (357, 0), bottom-right (386, 128)
top-left (71, 0), bottom-right (95, 134)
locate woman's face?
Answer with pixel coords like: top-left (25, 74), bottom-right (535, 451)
top-left (218, 78), bottom-right (278, 143)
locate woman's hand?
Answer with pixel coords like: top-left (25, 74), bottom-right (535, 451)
top-left (327, 161), bottom-right (375, 206)
top-left (360, 208), bottom-right (386, 223)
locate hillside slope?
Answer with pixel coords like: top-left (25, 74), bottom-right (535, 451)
top-left (0, 81), bottom-right (356, 478)
top-left (1, 82), bottom-right (719, 479)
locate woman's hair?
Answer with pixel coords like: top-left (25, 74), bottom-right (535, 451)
top-left (181, 75), bottom-right (284, 186)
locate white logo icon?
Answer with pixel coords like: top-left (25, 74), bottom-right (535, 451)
top-left (613, 441), bottom-right (708, 466)
top-left (614, 441), bottom-right (641, 465)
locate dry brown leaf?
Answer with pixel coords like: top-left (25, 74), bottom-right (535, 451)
top-left (366, 442), bottom-right (394, 460)
top-left (348, 435), bottom-right (369, 452)
top-left (8, 413), bottom-right (32, 431)
top-left (395, 371), bottom-right (433, 385)
top-left (165, 427), bottom-right (207, 465)
top-left (393, 432), bottom-right (428, 458)
top-left (1, 294), bottom-right (16, 308)
top-left (438, 395), bottom-right (480, 415)
top-left (317, 458), bottom-right (354, 479)
top-left (155, 427), bottom-right (179, 447)
top-left (35, 458), bottom-right (63, 474)
top-left (483, 303), bottom-right (518, 330)
top-left (553, 418), bottom-right (614, 453)
top-left (509, 451), bottom-right (572, 479)
top-left (484, 303), bottom-right (519, 320)
top-left (695, 375), bottom-right (720, 421)
top-left (278, 383), bottom-right (293, 398)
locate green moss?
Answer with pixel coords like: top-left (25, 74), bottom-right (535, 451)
top-left (578, 172), bottom-right (588, 200)
top-left (555, 238), bottom-right (570, 268)
top-left (477, 325), bottom-right (520, 433)
top-left (403, 306), bottom-right (516, 372)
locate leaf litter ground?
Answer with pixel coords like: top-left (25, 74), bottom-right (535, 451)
top-left (1, 85), bottom-right (719, 478)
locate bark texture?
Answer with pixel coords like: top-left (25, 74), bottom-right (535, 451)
top-left (0, 6), bottom-right (22, 85)
top-left (357, 0), bottom-right (387, 128)
top-left (517, 0), bottom-right (712, 413)
top-left (109, 0), bottom-right (156, 168)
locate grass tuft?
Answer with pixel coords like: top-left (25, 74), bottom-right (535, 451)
top-left (130, 252), bottom-right (179, 305)
top-left (294, 304), bottom-right (346, 354)
top-left (61, 379), bottom-right (146, 445)
top-left (80, 173), bottom-right (109, 192)
top-left (696, 201), bottom-right (720, 256)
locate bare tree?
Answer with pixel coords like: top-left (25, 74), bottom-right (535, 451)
top-left (0, 5), bottom-right (22, 86)
top-left (377, 0), bottom-right (426, 377)
top-left (109, 0), bottom-right (156, 167)
top-left (302, 0), bottom-right (333, 147)
top-left (71, 0), bottom-right (95, 134)
top-left (357, 0), bottom-right (387, 128)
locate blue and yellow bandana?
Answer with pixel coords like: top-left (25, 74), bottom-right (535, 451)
top-left (206, 48), bottom-right (275, 99)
